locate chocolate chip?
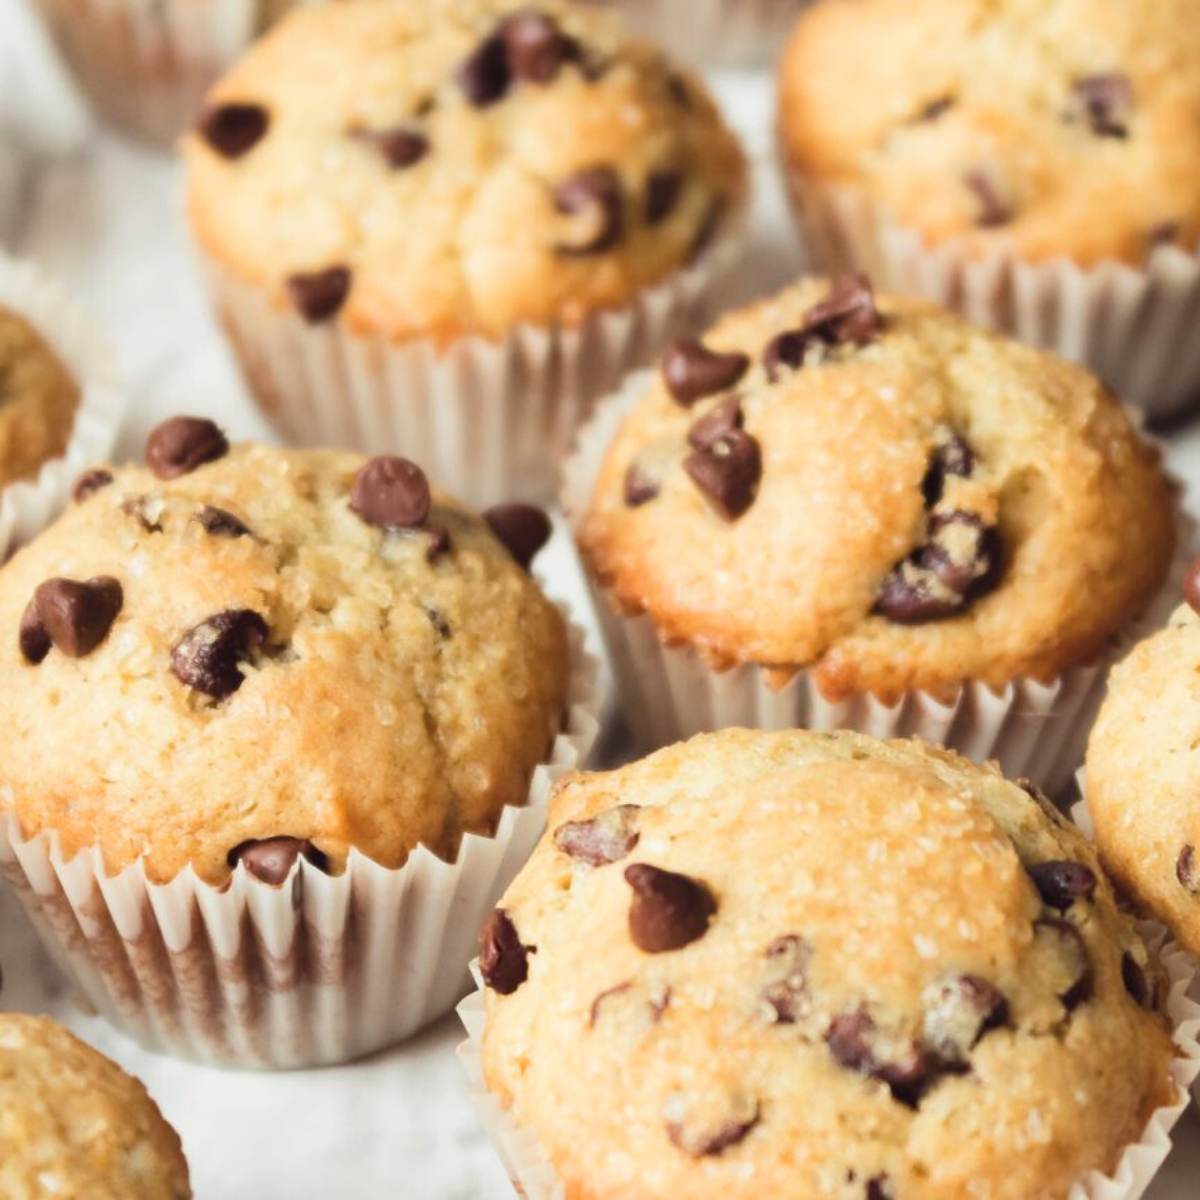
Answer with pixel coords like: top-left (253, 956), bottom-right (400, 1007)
top-left (72, 468), bottom-right (113, 503)
top-left (762, 934), bottom-right (811, 1024)
top-left (588, 981), bottom-right (632, 1027)
top-left (921, 429), bottom-right (975, 505)
top-left (479, 908), bottom-right (531, 995)
top-left (227, 837), bottom-right (328, 885)
top-left (965, 168), bottom-right (1013, 227)
top-left (195, 506), bottom-right (251, 538)
top-left (1178, 845), bottom-right (1200, 894)
top-left (500, 10), bottom-right (579, 83)
top-left (867, 1178), bottom-right (895, 1200)
top-left (483, 504), bottom-right (552, 569)
top-left (197, 102), bottom-right (269, 158)
top-left (554, 805), bottom-right (640, 866)
top-left (763, 328), bottom-right (820, 382)
top-left (1183, 558), bottom-right (1200, 616)
top-left (286, 266), bottom-right (351, 323)
top-left (1073, 73), bottom-right (1132, 138)
top-left (146, 416), bottom-right (229, 481)
top-left (359, 127), bottom-right (429, 169)
top-left (687, 395), bottom-right (743, 450)
top-left (457, 33), bottom-right (509, 106)
top-left (26, 577), bottom-right (122, 659)
top-left (624, 863), bottom-right (715, 953)
top-left (916, 96), bottom-right (954, 122)
top-left (802, 273), bottom-right (882, 345)
top-left (1034, 917), bottom-right (1093, 1011)
top-left (661, 338), bottom-right (750, 407)
top-left (646, 170), bottom-right (683, 224)
top-left (171, 609), bottom-right (268, 699)
top-left (663, 1092), bottom-right (759, 1158)
top-left (684, 429), bottom-right (761, 521)
top-left (350, 456), bottom-right (431, 529)
top-left (1122, 951), bottom-right (1152, 1009)
top-left (588, 980), bottom-right (670, 1029)
top-left (922, 974), bottom-right (1008, 1066)
top-left (1028, 860), bottom-right (1097, 911)
top-left (425, 526), bottom-right (452, 561)
top-left (424, 606), bottom-right (452, 639)
top-left (553, 167), bottom-right (624, 255)
top-left (623, 463), bottom-right (659, 507)
top-left (825, 1007), bottom-right (934, 1108)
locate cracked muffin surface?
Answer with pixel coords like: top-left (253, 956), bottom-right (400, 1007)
top-left (777, 0), bottom-right (1200, 266)
top-left (480, 728), bottom-right (1176, 1200)
top-left (0, 422), bottom-right (569, 883)
top-left (182, 0), bottom-right (746, 343)
top-left (576, 276), bottom-right (1175, 700)
top-left (0, 1013), bottom-right (190, 1200)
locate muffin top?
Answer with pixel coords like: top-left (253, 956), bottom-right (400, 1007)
top-left (0, 305), bottom-right (80, 491)
top-left (576, 275), bottom-right (1175, 700)
top-left (183, 0), bottom-right (746, 343)
top-left (0, 419), bottom-right (569, 884)
top-left (777, 0), bottom-right (1200, 266)
top-left (0, 1014), bottom-right (190, 1200)
top-left (1087, 576), bottom-right (1200, 958)
top-left (480, 728), bottom-right (1175, 1200)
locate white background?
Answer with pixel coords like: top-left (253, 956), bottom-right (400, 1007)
top-left (1, 0), bottom-right (1199, 1194)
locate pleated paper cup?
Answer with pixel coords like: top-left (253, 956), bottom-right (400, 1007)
top-left (0, 255), bottom-right (124, 565)
top-left (784, 178), bottom-right (1200, 423)
top-left (0, 609), bottom-right (602, 1070)
top-left (201, 213), bottom-right (747, 510)
top-left (30, 0), bottom-right (264, 147)
top-left (458, 939), bottom-right (1200, 1200)
top-left (561, 371), bottom-right (1191, 796)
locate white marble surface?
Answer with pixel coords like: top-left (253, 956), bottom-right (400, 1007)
top-left (2, 2), bottom-right (1200, 1195)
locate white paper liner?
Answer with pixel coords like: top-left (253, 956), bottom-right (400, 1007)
top-left (201, 212), bottom-right (747, 510)
top-left (0, 606), bottom-right (603, 1070)
top-left (0, 254), bottom-right (124, 565)
top-left (31, 0), bottom-right (262, 146)
top-left (560, 371), bottom-right (1192, 796)
top-left (458, 934), bottom-right (1200, 1200)
top-left (784, 179), bottom-right (1200, 423)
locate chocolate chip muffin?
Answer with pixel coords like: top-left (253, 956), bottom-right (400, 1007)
top-left (479, 728), bottom-right (1176, 1200)
top-left (0, 304), bottom-right (80, 491)
top-left (574, 275), bottom-right (1175, 703)
top-left (0, 1013), bottom-right (190, 1199)
top-left (1086, 567), bottom-right (1200, 959)
top-left (0, 417), bottom-right (568, 884)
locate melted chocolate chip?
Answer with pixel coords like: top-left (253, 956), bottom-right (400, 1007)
top-left (1034, 917), bottom-right (1093, 1011)
top-left (146, 416), bottom-right (229, 481)
top-left (72, 468), bottom-right (113, 503)
top-left (687, 395), bottom-right (743, 450)
top-left (350, 456), bottom-right (431, 529)
top-left (500, 9), bottom-right (580, 83)
top-left (825, 1007), bottom-right (934, 1108)
top-left (802, 273), bottom-right (882, 345)
top-left (1073, 73), bottom-right (1132, 138)
top-left (25, 577), bottom-right (123, 660)
top-left (922, 974), bottom-right (1008, 1066)
top-left (554, 167), bottom-right (624, 255)
top-left (457, 33), bottom-right (509, 106)
top-left (171, 609), bottom-right (268, 699)
top-left (18, 599), bottom-right (50, 664)
top-left (683, 428), bottom-right (761, 520)
top-left (1028, 860), bottom-right (1097, 911)
top-left (646, 170), bottom-right (683, 224)
top-left (195, 506), bottom-right (251, 538)
top-left (922, 430), bottom-right (975, 506)
top-left (479, 908), bottom-right (530, 995)
top-left (483, 504), bottom-right (552, 569)
top-left (360, 127), bottom-right (429, 169)
top-left (1122, 952), bottom-right (1151, 1008)
top-left (763, 328), bottom-right (820, 382)
top-left (287, 266), bottom-right (351, 323)
top-left (762, 934), bottom-right (811, 1024)
top-left (965, 168), bottom-right (1013, 227)
top-left (661, 338), bottom-right (750, 407)
top-left (624, 863), bottom-right (715, 953)
top-left (554, 805), bottom-right (641, 866)
top-left (228, 837), bottom-right (328, 885)
top-left (664, 1095), bottom-right (760, 1158)
top-left (197, 102), bottom-right (269, 158)
top-left (1178, 845), bottom-right (1200, 894)
top-left (624, 462), bottom-right (660, 507)
top-left (1183, 558), bottom-right (1200, 616)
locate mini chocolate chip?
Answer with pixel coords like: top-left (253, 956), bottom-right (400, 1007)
top-left (171, 609), bottom-right (268, 699)
top-left (1122, 951), bottom-right (1151, 1008)
top-left (624, 863), bottom-right (715, 953)
top-left (228, 837), bottom-right (328, 885)
top-left (483, 504), bottom-right (552, 569)
top-left (287, 266), bottom-right (351, 323)
top-left (762, 934), bottom-right (811, 1024)
top-left (825, 1008), bottom-right (934, 1108)
top-left (1034, 917), bottom-right (1093, 1011)
top-left (479, 908), bottom-right (530, 994)
top-left (360, 127), bottom-right (429, 169)
top-left (687, 395), bottom-right (743, 450)
top-left (146, 416), bottom-right (229, 480)
top-left (72, 468), bottom-right (113, 503)
top-left (30, 577), bottom-right (122, 659)
top-left (624, 463), bottom-right (660, 507)
top-left (663, 1092), bottom-right (759, 1158)
top-left (457, 33), bottom-right (509, 106)
top-left (197, 102), bottom-right (269, 158)
top-left (1178, 845), bottom-right (1200, 894)
top-left (1183, 558), bottom-right (1200, 615)
top-left (425, 525), bottom-right (453, 561)
top-left (965, 168), bottom-right (1013, 227)
top-left (554, 167), bottom-right (624, 255)
top-left (922, 430), bottom-right (975, 505)
top-left (1028, 860), bottom-right (1097, 911)
top-left (802, 273), bottom-right (882, 345)
top-left (661, 338), bottom-right (750, 407)
top-left (196, 506), bottom-right (251, 538)
top-left (1073, 73), bottom-right (1132, 138)
top-left (554, 805), bottom-right (641, 866)
top-left (922, 974), bottom-right (1008, 1066)
top-left (646, 170), bottom-right (683, 224)
top-left (350, 456), bottom-right (431, 529)
top-left (18, 599), bottom-right (50, 664)
top-left (500, 9), bottom-right (580, 83)
top-left (683, 429), bottom-right (761, 521)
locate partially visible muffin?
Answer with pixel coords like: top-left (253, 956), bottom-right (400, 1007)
top-left (577, 275), bottom-right (1175, 701)
top-left (0, 305), bottom-right (80, 490)
top-left (0, 1013), bottom-right (190, 1199)
top-left (480, 728), bottom-right (1175, 1200)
